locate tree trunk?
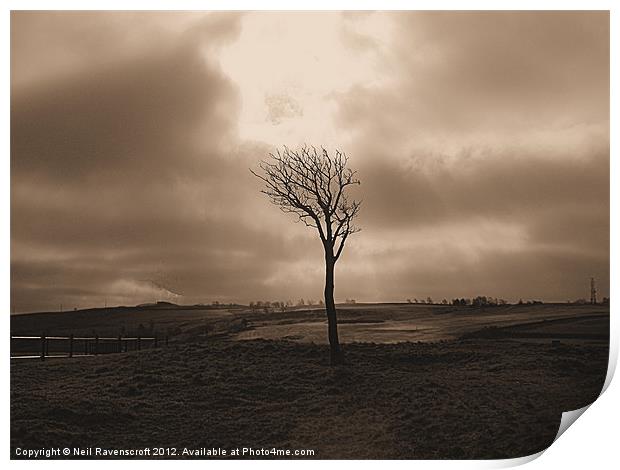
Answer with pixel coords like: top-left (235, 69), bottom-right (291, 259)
top-left (324, 253), bottom-right (343, 365)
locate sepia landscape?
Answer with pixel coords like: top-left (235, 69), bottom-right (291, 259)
top-left (10, 11), bottom-right (609, 460)
top-left (11, 300), bottom-right (609, 458)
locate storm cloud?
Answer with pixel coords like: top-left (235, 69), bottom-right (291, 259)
top-left (11, 11), bottom-right (609, 312)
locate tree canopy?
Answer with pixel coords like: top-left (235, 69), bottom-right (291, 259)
top-left (251, 145), bottom-right (361, 260)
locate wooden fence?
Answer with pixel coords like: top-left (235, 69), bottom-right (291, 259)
top-left (10, 334), bottom-right (168, 360)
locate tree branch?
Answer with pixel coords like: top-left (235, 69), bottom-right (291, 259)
top-left (251, 146), bottom-right (361, 262)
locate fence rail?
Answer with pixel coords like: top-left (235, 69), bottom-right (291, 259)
top-left (10, 334), bottom-right (168, 360)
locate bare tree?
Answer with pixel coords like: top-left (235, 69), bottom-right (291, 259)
top-left (251, 145), bottom-right (361, 365)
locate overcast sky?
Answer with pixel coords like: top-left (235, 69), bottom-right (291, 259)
top-left (11, 11), bottom-right (609, 312)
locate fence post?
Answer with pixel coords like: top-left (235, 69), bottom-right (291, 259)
top-left (69, 334), bottom-right (74, 358)
top-left (137, 337), bottom-right (141, 351)
top-left (118, 335), bottom-right (122, 353)
top-left (84, 339), bottom-right (88, 355)
top-left (95, 335), bottom-right (99, 356)
top-left (40, 335), bottom-right (45, 361)
top-left (154, 336), bottom-right (158, 348)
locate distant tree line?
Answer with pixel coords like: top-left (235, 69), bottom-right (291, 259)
top-left (205, 301), bottom-right (237, 308)
top-left (248, 299), bottom-right (325, 313)
top-left (406, 297), bottom-right (437, 304)
top-left (407, 296), bottom-right (510, 307)
top-left (453, 296), bottom-right (510, 307)
top-left (406, 295), bottom-right (611, 307)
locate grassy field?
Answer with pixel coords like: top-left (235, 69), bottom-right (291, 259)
top-left (10, 303), bottom-right (609, 459)
top-left (235, 303), bottom-right (609, 344)
top-left (10, 303), bottom-right (247, 342)
top-left (11, 302), bottom-right (609, 344)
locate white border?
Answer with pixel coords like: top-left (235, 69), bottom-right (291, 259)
top-left (0, 1), bottom-right (617, 10)
top-left (2, 1), bottom-right (616, 469)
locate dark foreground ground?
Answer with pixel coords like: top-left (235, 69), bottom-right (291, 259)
top-left (11, 337), bottom-right (608, 459)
